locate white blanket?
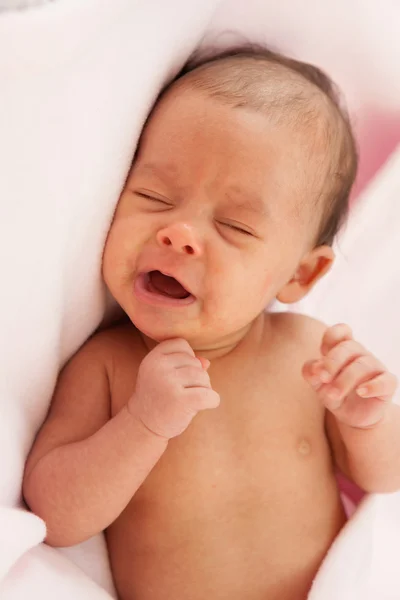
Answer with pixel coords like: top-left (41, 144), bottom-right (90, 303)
top-left (1, 1), bottom-right (399, 598)
top-left (303, 147), bottom-right (400, 600)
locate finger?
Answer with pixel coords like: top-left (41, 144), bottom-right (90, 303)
top-left (165, 353), bottom-right (204, 369)
top-left (321, 324), bottom-right (353, 356)
top-left (357, 372), bottom-right (398, 400)
top-left (302, 360), bottom-right (324, 390)
top-left (197, 357), bottom-right (210, 370)
top-left (321, 355), bottom-right (384, 409)
top-left (312, 340), bottom-right (367, 383)
top-left (157, 338), bottom-right (195, 357)
top-left (178, 366), bottom-right (211, 389)
top-left (185, 388), bottom-right (220, 410)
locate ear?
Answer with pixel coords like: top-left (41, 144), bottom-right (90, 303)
top-left (276, 245), bottom-right (334, 304)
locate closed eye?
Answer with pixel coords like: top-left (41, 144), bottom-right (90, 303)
top-left (135, 192), bottom-right (173, 206)
top-left (218, 221), bottom-right (255, 237)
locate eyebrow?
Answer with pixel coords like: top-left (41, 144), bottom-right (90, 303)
top-left (133, 164), bottom-right (269, 217)
top-left (135, 162), bottom-right (179, 179)
top-left (224, 188), bottom-right (269, 218)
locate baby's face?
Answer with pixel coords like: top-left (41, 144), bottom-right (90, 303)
top-left (103, 86), bottom-right (323, 349)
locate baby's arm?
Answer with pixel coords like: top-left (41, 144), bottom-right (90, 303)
top-left (23, 333), bottom-right (167, 547)
top-left (23, 335), bottom-right (219, 547)
top-left (303, 324), bottom-right (400, 493)
top-left (326, 402), bottom-right (400, 493)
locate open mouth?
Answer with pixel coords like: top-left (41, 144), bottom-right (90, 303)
top-left (134, 270), bottom-right (195, 307)
top-left (146, 270), bottom-right (191, 299)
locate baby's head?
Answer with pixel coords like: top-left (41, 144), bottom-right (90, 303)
top-left (103, 46), bottom-right (358, 350)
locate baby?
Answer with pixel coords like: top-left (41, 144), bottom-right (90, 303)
top-left (23, 47), bottom-right (400, 600)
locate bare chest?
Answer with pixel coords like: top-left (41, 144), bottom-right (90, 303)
top-left (111, 352), bottom-right (331, 517)
top-left (107, 344), bottom-right (343, 600)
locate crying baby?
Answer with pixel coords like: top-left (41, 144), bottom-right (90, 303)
top-left (23, 46), bottom-right (400, 600)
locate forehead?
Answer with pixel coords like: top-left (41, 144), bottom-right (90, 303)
top-left (134, 87), bottom-right (321, 223)
top-left (136, 160), bottom-right (270, 218)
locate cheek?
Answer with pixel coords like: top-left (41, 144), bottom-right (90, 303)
top-left (216, 264), bottom-right (273, 309)
top-left (246, 261), bottom-right (274, 301)
top-left (102, 232), bottom-right (119, 287)
top-left (259, 271), bottom-right (273, 296)
top-left (107, 216), bottom-right (144, 256)
top-left (102, 219), bottom-right (139, 281)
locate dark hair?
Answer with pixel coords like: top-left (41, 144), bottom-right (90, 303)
top-left (168, 44), bottom-right (358, 247)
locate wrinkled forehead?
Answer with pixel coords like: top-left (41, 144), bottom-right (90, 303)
top-left (134, 84), bottom-right (329, 232)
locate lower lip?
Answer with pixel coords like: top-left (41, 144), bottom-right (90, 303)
top-left (133, 273), bottom-right (196, 308)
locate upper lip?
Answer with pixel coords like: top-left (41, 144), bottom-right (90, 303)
top-left (139, 266), bottom-right (195, 298)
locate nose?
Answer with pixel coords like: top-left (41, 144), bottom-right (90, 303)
top-left (156, 223), bottom-right (203, 256)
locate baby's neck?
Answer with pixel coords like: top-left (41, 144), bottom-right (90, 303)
top-left (138, 313), bottom-right (269, 361)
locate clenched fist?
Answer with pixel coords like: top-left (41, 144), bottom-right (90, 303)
top-left (128, 338), bottom-right (220, 439)
top-left (303, 324), bottom-right (398, 429)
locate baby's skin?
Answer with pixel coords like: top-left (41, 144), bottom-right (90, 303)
top-left (109, 318), bottom-right (400, 600)
top-left (23, 62), bottom-right (400, 600)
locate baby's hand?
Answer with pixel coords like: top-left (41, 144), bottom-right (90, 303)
top-left (303, 324), bottom-right (397, 428)
top-left (128, 338), bottom-right (220, 440)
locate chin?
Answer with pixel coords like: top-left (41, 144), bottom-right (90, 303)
top-left (131, 315), bottom-right (196, 344)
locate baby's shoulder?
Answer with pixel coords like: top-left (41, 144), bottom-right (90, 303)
top-left (251, 312), bottom-right (328, 397)
top-left (82, 321), bottom-right (145, 372)
top-left (267, 310), bottom-right (327, 361)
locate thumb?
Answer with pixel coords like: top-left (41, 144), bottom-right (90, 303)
top-left (302, 360), bottom-right (323, 390)
top-left (198, 356), bottom-right (210, 370)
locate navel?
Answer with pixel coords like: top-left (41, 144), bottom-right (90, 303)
top-left (297, 438), bottom-right (312, 457)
